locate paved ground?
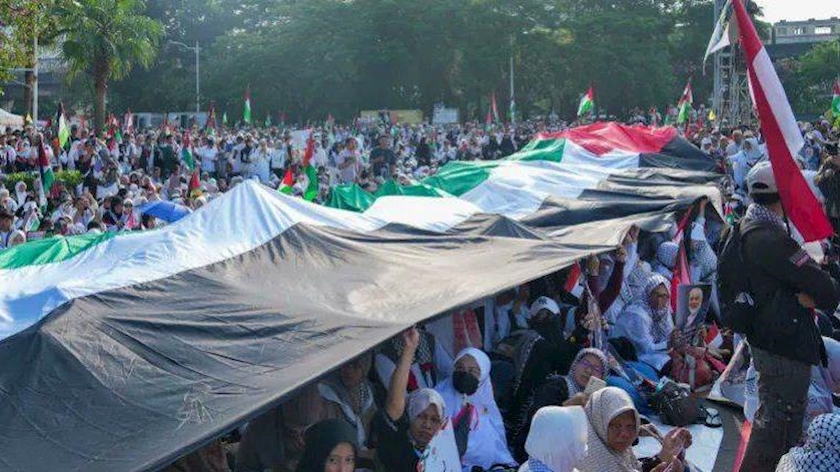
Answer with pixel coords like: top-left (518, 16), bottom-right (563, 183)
top-left (709, 401), bottom-right (746, 472)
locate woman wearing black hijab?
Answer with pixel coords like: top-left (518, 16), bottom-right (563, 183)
top-left (296, 419), bottom-right (358, 472)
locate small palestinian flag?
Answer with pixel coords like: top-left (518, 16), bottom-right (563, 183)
top-left (302, 130), bottom-right (319, 201)
top-left (577, 87), bottom-right (594, 118)
top-left (676, 82), bottom-right (693, 125)
top-left (182, 132), bottom-right (196, 171)
top-left (278, 168), bottom-right (294, 195)
top-left (243, 88), bottom-right (252, 125)
top-left (36, 138), bottom-right (54, 210)
top-left (188, 169), bottom-right (202, 198)
top-left (206, 103), bottom-right (217, 135)
top-left (56, 102), bottom-right (70, 149)
top-left (832, 79), bottom-right (840, 117)
top-left (222, 111), bottom-right (228, 127)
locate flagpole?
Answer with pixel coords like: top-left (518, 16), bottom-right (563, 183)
top-left (509, 35), bottom-right (515, 125)
top-left (32, 35), bottom-right (38, 124)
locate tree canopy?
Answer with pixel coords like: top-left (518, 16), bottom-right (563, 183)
top-left (4, 0), bottom-right (817, 122)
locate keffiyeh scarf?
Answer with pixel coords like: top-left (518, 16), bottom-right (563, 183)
top-left (776, 413), bottom-right (840, 471)
top-left (744, 203), bottom-right (786, 229)
top-left (527, 458), bottom-right (554, 472)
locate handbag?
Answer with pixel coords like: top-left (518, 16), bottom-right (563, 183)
top-left (649, 380), bottom-right (702, 427)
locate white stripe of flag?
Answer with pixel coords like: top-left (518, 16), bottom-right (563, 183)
top-left (732, 0), bottom-right (833, 242)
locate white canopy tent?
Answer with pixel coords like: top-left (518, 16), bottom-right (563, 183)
top-left (0, 108), bottom-right (24, 129)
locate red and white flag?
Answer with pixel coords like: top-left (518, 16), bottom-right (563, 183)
top-left (563, 261), bottom-right (585, 298)
top-left (671, 209), bottom-right (693, 312)
top-left (123, 110), bottom-right (134, 134)
top-left (732, 0), bottom-right (833, 242)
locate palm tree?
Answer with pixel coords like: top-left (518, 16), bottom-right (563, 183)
top-left (58, 0), bottom-right (163, 130)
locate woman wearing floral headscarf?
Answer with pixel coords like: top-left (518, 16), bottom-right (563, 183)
top-left (511, 348), bottom-right (609, 462)
top-left (613, 274), bottom-right (674, 371)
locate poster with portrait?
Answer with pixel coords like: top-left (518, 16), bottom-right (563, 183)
top-left (418, 418), bottom-right (460, 472)
top-left (675, 284), bottom-right (712, 332)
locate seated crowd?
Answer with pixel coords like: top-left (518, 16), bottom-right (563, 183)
top-left (3, 116), bottom-right (839, 472)
top-left (167, 196), bottom-right (840, 472)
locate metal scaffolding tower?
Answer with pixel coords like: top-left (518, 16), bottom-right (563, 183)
top-left (712, 0), bottom-right (755, 126)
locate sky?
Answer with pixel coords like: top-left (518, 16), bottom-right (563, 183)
top-left (759, 0), bottom-right (840, 24)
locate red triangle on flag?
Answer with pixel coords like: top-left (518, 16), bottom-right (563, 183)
top-left (189, 169), bottom-right (201, 198)
top-left (282, 168), bottom-right (294, 187)
top-left (563, 262), bottom-right (583, 296)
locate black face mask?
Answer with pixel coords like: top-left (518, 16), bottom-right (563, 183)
top-left (452, 371), bottom-right (479, 396)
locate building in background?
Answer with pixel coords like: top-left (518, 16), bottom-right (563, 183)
top-left (772, 17), bottom-right (840, 45)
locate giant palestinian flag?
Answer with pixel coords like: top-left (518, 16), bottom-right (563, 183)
top-left (328, 122), bottom-right (717, 212)
top-left (0, 122), bottom-right (720, 471)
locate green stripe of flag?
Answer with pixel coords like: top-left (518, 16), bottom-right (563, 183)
top-left (0, 232), bottom-right (117, 270)
top-left (1, 138), bottom-right (568, 268)
top-left (328, 138), bottom-right (567, 212)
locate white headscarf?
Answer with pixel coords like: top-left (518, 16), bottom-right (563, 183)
top-left (407, 388), bottom-right (446, 421)
top-left (520, 406), bottom-right (587, 472)
top-left (14, 181), bottom-right (27, 209)
top-left (804, 337), bottom-right (840, 429)
top-left (579, 387), bottom-right (641, 472)
top-left (825, 337), bottom-right (840, 391)
top-left (435, 347), bottom-right (515, 471)
top-left (8, 229), bottom-right (26, 247)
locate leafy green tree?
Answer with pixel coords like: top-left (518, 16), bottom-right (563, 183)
top-left (0, 0), bottom-right (63, 115)
top-left (778, 41), bottom-right (840, 116)
top-left (57, 0), bottom-right (164, 129)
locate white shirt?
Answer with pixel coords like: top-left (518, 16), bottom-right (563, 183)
top-left (312, 147), bottom-right (328, 168)
top-left (726, 141), bottom-right (741, 157)
top-left (270, 147), bottom-right (286, 170)
top-left (199, 146), bottom-right (218, 173)
top-left (334, 149), bottom-right (359, 184)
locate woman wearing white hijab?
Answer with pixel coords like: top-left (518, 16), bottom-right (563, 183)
top-left (518, 406), bottom-right (587, 472)
top-left (436, 347), bottom-right (516, 471)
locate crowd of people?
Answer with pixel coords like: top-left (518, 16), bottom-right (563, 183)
top-left (2, 108), bottom-right (840, 472)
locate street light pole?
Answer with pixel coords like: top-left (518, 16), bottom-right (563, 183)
top-left (168, 40), bottom-right (200, 115)
top-left (195, 41), bottom-right (200, 115)
top-left (32, 35), bottom-right (38, 124)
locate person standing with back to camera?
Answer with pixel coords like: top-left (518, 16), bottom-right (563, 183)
top-left (737, 162), bottom-right (840, 471)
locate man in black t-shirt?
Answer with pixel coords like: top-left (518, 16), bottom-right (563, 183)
top-left (369, 135), bottom-right (396, 178)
